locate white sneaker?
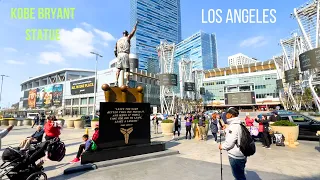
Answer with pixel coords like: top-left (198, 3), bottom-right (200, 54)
top-left (172, 136), bottom-right (175, 140)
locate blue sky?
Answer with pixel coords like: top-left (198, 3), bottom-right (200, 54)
top-left (0, 0), bottom-right (307, 108)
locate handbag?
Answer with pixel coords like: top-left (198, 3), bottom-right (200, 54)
top-left (250, 126), bottom-right (259, 136)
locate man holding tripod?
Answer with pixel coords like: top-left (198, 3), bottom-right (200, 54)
top-left (219, 107), bottom-right (248, 180)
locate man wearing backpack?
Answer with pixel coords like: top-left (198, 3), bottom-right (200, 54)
top-left (219, 107), bottom-right (253, 180)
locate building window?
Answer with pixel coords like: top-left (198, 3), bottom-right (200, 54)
top-left (65, 99), bottom-right (71, 106)
top-left (80, 107), bottom-right (87, 115)
top-left (65, 108), bottom-right (71, 115)
top-left (72, 99), bottom-right (79, 105)
top-left (89, 97), bottom-right (94, 104)
top-left (72, 107), bottom-right (79, 115)
top-left (255, 85), bottom-right (266, 89)
top-left (88, 107), bottom-right (93, 115)
top-left (81, 98), bottom-right (88, 105)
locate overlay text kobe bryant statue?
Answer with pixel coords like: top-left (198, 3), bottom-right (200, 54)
top-left (114, 21), bottom-right (139, 87)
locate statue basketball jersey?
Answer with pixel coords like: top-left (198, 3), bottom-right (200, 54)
top-left (117, 37), bottom-right (130, 54)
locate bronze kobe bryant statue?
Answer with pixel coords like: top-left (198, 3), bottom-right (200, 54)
top-left (114, 21), bottom-right (139, 87)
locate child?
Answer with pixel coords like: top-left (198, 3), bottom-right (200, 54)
top-left (70, 134), bottom-right (92, 163)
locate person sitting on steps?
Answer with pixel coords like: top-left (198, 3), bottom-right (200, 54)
top-left (70, 134), bottom-right (92, 163)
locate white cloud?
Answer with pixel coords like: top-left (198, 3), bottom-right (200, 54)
top-left (94, 28), bottom-right (116, 41)
top-left (81, 22), bottom-right (92, 28)
top-left (39, 52), bottom-right (65, 65)
top-left (5, 60), bottom-right (25, 65)
top-left (240, 36), bottom-right (268, 48)
top-left (3, 47), bottom-right (18, 52)
top-left (58, 28), bottom-right (95, 57)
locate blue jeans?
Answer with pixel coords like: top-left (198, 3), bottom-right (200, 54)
top-left (228, 156), bottom-right (247, 180)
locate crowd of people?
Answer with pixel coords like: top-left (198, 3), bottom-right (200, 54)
top-left (151, 108), bottom-right (282, 180)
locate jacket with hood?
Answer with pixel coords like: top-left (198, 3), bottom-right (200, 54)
top-left (222, 117), bottom-right (246, 159)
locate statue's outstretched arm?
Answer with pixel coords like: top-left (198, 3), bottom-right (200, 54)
top-left (128, 21), bottom-right (138, 40)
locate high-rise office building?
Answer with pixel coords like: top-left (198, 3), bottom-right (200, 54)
top-left (130, 0), bottom-right (182, 71)
top-left (174, 31), bottom-right (218, 70)
top-left (228, 53), bottom-right (258, 66)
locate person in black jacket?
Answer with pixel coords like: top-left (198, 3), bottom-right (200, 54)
top-left (269, 111), bottom-right (280, 122)
top-left (172, 113), bottom-right (180, 140)
top-left (31, 114), bottom-right (39, 128)
top-left (19, 126), bottom-right (44, 150)
top-left (256, 115), bottom-right (271, 149)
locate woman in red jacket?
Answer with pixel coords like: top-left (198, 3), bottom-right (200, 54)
top-left (44, 116), bottom-right (61, 141)
top-left (245, 113), bottom-right (254, 127)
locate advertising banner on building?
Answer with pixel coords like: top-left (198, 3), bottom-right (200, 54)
top-left (159, 74), bottom-right (178, 86)
top-left (299, 47), bottom-right (320, 71)
top-left (28, 89), bottom-right (37, 108)
top-left (276, 79), bottom-right (283, 89)
top-left (284, 68), bottom-right (299, 83)
top-left (52, 84), bottom-right (63, 106)
top-left (184, 82), bottom-right (195, 91)
top-left (36, 87), bottom-right (45, 108)
top-left (225, 92), bottom-right (255, 105)
top-left (43, 85), bottom-right (53, 108)
top-left (70, 77), bottom-right (95, 95)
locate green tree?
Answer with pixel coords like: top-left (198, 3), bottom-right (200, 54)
top-left (302, 87), bottom-right (313, 111)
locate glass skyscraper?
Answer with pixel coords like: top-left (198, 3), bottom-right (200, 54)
top-left (174, 31), bottom-right (218, 70)
top-left (130, 0), bottom-right (182, 71)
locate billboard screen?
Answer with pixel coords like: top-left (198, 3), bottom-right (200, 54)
top-left (70, 77), bottom-right (95, 95)
top-left (284, 68), bottom-right (299, 83)
top-left (28, 89), bottom-right (37, 108)
top-left (225, 92), bottom-right (255, 105)
top-left (184, 82), bottom-right (195, 91)
top-left (299, 47), bottom-right (320, 71)
top-left (276, 79), bottom-right (283, 89)
top-left (200, 87), bottom-right (205, 95)
top-left (43, 85), bottom-right (53, 108)
top-left (52, 84), bottom-right (63, 106)
top-left (159, 74), bottom-right (178, 86)
top-left (36, 87), bottom-right (45, 108)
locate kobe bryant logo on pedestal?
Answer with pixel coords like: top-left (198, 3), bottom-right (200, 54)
top-left (120, 127), bottom-right (133, 144)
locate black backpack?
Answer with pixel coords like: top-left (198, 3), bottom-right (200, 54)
top-left (47, 138), bottom-right (66, 162)
top-left (237, 124), bottom-right (256, 157)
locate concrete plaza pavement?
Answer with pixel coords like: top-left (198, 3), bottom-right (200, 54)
top-left (0, 113), bottom-right (319, 180)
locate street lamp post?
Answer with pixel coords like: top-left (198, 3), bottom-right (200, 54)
top-left (90, 52), bottom-right (103, 118)
top-left (0, 75), bottom-right (9, 106)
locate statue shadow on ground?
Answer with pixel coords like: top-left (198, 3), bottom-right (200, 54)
top-left (45, 163), bottom-right (70, 172)
top-left (315, 146), bottom-right (320, 152)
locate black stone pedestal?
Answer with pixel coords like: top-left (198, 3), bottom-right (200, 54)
top-left (81, 142), bottom-right (165, 164)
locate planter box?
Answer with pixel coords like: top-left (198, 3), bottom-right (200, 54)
top-left (1, 120), bottom-right (9, 126)
top-left (23, 119), bottom-right (32, 126)
top-left (74, 121), bottom-right (84, 129)
top-left (8, 120), bottom-right (17, 126)
top-left (17, 121), bottom-right (23, 126)
top-left (271, 125), bottom-right (299, 146)
top-left (66, 120), bottom-right (75, 129)
top-left (161, 123), bottom-right (174, 135)
top-left (91, 121), bottom-right (99, 130)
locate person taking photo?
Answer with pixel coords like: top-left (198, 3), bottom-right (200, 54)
top-left (219, 107), bottom-right (247, 180)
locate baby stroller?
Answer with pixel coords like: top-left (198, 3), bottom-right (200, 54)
top-left (0, 141), bottom-right (49, 180)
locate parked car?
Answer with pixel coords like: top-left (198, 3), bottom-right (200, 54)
top-left (150, 113), bottom-right (164, 121)
top-left (263, 113), bottom-right (320, 140)
top-left (81, 115), bottom-right (99, 127)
